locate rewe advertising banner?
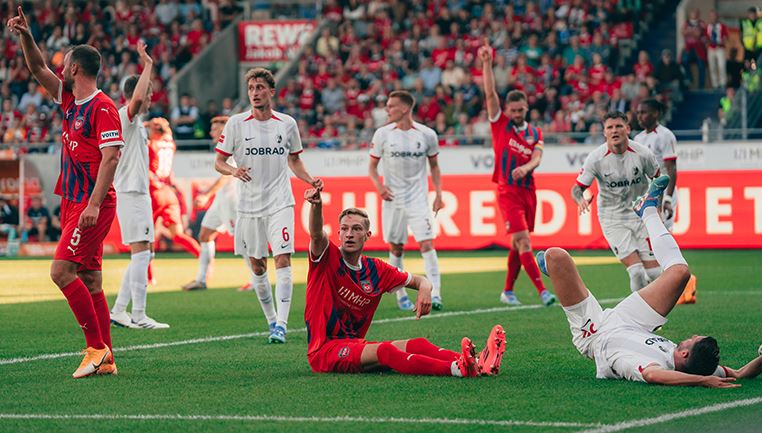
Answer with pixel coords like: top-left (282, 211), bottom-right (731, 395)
top-left (238, 20), bottom-right (317, 62)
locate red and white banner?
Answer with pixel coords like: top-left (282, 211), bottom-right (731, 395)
top-left (238, 20), bottom-right (316, 62)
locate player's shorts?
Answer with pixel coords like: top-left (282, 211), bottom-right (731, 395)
top-left (497, 186), bottom-right (536, 234)
top-left (234, 206), bottom-right (294, 259)
top-left (151, 185), bottom-right (182, 228)
top-left (201, 192), bottom-right (237, 234)
top-left (563, 291), bottom-right (668, 359)
top-left (308, 338), bottom-right (380, 373)
top-left (601, 219), bottom-right (655, 262)
top-left (54, 198), bottom-right (116, 271)
top-left (381, 200), bottom-right (435, 244)
top-left (116, 191), bottom-right (154, 245)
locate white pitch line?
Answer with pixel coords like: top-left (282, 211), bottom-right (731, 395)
top-left (575, 397), bottom-right (762, 433)
top-left (0, 297), bottom-right (623, 366)
top-left (0, 413), bottom-right (601, 428)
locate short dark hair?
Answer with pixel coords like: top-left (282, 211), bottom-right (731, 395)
top-left (602, 111), bottom-right (628, 124)
top-left (684, 336), bottom-right (720, 376)
top-left (506, 90), bottom-right (527, 103)
top-left (339, 207), bottom-right (370, 230)
top-left (244, 67), bottom-right (275, 89)
top-left (123, 75), bottom-right (139, 99)
top-left (389, 90), bottom-right (416, 108)
top-left (69, 45), bottom-right (101, 78)
top-left (640, 98), bottom-right (665, 115)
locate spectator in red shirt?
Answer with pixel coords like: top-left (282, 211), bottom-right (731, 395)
top-left (705, 10), bottom-right (728, 89)
top-left (682, 8), bottom-right (707, 89)
top-left (633, 50), bottom-right (653, 82)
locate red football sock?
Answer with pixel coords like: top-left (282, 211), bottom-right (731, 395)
top-left (60, 279), bottom-right (105, 349)
top-left (504, 249), bottom-right (521, 292)
top-left (147, 262), bottom-right (153, 282)
top-left (376, 342), bottom-right (452, 376)
top-left (406, 338), bottom-right (459, 361)
top-left (520, 251), bottom-right (546, 294)
top-left (91, 291), bottom-right (112, 351)
top-left (172, 233), bottom-right (201, 257)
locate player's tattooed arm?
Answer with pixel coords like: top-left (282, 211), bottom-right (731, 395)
top-left (305, 187), bottom-right (328, 258)
top-left (405, 275), bottom-right (432, 320)
top-left (571, 184), bottom-right (592, 215)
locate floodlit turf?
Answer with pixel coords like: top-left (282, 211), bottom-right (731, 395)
top-left (0, 250), bottom-right (760, 433)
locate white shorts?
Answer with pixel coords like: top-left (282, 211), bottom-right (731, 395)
top-left (601, 220), bottom-right (654, 261)
top-left (381, 201), bottom-right (435, 245)
top-left (234, 206), bottom-right (294, 259)
top-left (116, 191), bottom-right (154, 245)
top-left (201, 193), bottom-right (237, 234)
top-left (563, 291), bottom-right (668, 359)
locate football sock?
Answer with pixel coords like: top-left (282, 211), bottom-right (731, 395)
top-left (61, 278), bottom-right (104, 349)
top-left (645, 266), bottom-right (662, 282)
top-left (91, 290), bottom-right (112, 351)
top-left (195, 241), bottom-right (215, 283)
top-left (130, 250), bottom-right (152, 322)
top-left (147, 261), bottom-right (153, 283)
top-left (422, 250), bottom-right (441, 298)
top-left (504, 249), bottom-right (521, 292)
top-left (172, 233), bottom-right (201, 258)
top-left (389, 253), bottom-right (408, 300)
top-left (376, 342), bottom-right (452, 376)
top-left (252, 271), bottom-right (277, 325)
top-left (626, 263), bottom-right (649, 292)
top-left (519, 251), bottom-right (546, 294)
top-left (641, 207), bottom-right (687, 271)
top-left (406, 337), bottom-right (459, 361)
top-left (275, 266), bottom-right (292, 329)
top-left (112, 260), bottom-right (132, 313)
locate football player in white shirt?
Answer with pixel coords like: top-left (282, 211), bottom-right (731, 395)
top-left (215, 68), bottom-right (322, 344)
top-left (537, 177), bottom-right (762, 387)
top-left (634, 99), bottom-right (678, 230)
top-left (110, 41), bottom-right (169, 329)
top-left (572, 112), bottom-right (662, 292)
top-left (368, 90), bottom-right (444, 311)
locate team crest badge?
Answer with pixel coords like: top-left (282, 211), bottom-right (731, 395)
top-left (633, 166), bottom-right (640, 175)
top-left (338, 347), bottom-right (350, 358)
top-left (277, 134), bottom-right (282, 144)
top-left (360, 280), bottom-right (373, 294)
top-left (74, 116), bottom-right (85, 130)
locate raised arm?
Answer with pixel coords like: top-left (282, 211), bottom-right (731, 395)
top-left (7, 6), bottom-right (61, 101)
top-left (305, 187), bottom-right (328, 258)
top-left (127, 40), bottom-right (153, 120)
top-left (641, 365), bottom-right (740, 388)
top-left (478, 41), bottom-right (500, 121)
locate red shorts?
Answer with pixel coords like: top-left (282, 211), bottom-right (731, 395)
top-left (151, 185), bottom-right (182, 227)
top-left (308, 339), bottom-right (380, 374)
top-left (497, 186), bottom-right (537, 234)
top-left (54, 199), bottom-right (116, 271)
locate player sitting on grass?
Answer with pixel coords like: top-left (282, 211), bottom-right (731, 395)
top-left (537, 175), bottom-right (762, 387)
top-left (304, 186), bottom-right (506, 377)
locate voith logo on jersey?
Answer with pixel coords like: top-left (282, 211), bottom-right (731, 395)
top-left (101, 130), bottom-right (120, 140)
top-left (509, 138), bottom-right (533, 157)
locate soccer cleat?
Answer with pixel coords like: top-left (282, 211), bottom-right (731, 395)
top-left (72, 346), bottom-right (110, 379)
top-left (456, 337), bottom-right (479, 378)
top-left (268, 324), bottom-right (286, 344)
top-left (540, 290), bottom-right (557, 307)
top-left (477, 324), bottom-right (507, 376)
top-left (499, 290), bottom-right (522, 306)
top-left (432, 296), bottom-right (443, 311)
top-left (132, 316), bottom-right (170, 329)
top-left (96, 352), bottom-right (118, 376)
top-left (110, 311), bottom-right (137, 329)
top-left (676, 274), bottom-right (697, 305)
top-left (182, 280), bottom-right (207, 291)
top-left (536, 250), bottom-right (549, 276)
top-left (397, 295), bottom-right (414, 311)
top-left (237, 282), bottom-right (254, 292)
top-left (632, 175), bottom-right (670, 217)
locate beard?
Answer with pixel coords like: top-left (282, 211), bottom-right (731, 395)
top-left (62, 75), bottom-right (74, 92)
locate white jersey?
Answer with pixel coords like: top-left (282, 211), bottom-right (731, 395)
top-left (114, 106), bottom-right (149, 194)
top-left (633, 124), bottom-right (677, 175)
top-left (594, 328), bottom-right (676, 382)
top-left (215, 110), bottom-right (302, 217)
top-left (370, 121), bottom-right (439, 206)
top-left (576, 140), bottom-right (659, 226)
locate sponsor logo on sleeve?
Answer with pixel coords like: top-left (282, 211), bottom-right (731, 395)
top-left (101, 130), bottom-right (120, 140)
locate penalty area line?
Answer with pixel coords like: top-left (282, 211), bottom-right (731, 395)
top-left (0, 412), bottom-right (602, 428)
top-left (0, 298), bottom-right (623, 366)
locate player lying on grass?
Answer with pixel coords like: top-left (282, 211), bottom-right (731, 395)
top-left (538, 175), bottom-right (762, 387)
top-left (303, 186), bottom-right (505, 377)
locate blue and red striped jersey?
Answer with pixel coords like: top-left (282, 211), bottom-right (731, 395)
top-left (490, 112), bottom-right (544, 190)
top-left (55, 86), bottom-right (123, 204)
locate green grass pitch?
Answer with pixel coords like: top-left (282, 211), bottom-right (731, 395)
top-left (0, 250), bottom-right (760, 433)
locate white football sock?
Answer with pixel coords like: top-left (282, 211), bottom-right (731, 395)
top-left (112, 260), bottom-right (132, 313)
top-left (641, 207), bottom-right (687, 270)
top-left (422, 249), bottom-right (441, 298)
top-left (389, 253), bottom-right (408, 299)
top-left (129, 249), bottom-right (152, 322)
top-left (450, 361), bottom-right (462, 377)
top-left (645, 266), bottom-right (662, 282)
top-left (275, 266), bottom-right (293, 329)
top-left (626, 263), bottom-right (649, 292)
top-left (195, 241), bottom-right (215, 283)
top-left (252, 271), bottom-right (277, 325)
